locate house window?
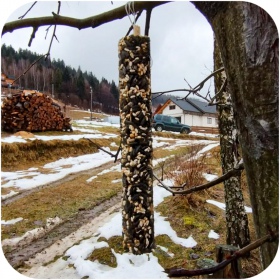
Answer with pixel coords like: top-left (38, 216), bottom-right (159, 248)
top-left (207, 117), bottom-right (212, 124)
top-left (169, 105), bottom-right (176, 110)
top-left (215, 118), bottom-right (218, 125)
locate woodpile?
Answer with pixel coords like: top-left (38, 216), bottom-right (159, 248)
top-left (1, 91), bottom-right (72, 132)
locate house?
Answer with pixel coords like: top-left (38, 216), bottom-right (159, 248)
top-left (154, 97), bottom-right (218, 132)
top-left (1, 73), bottom-right (19, 89)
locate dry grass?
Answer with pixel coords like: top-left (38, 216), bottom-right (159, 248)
top-left (67, 109), bottom-right (107, 121)
top-left (1, 137), bottom-right (119, 171)
top-left (1, 170), bottom-right (122, 241)
top-left (154, 144), bottom-right (261, 278)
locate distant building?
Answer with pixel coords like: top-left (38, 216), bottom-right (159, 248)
top-left (1, 73), bottom-right (19, 89)
top-left (154, 97), bottom-right (218, 130)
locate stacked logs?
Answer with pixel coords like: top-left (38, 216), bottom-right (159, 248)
top-left (119, 34), bottom-right (154, 254)
top-left (1, 91), bottom-right (72, 132)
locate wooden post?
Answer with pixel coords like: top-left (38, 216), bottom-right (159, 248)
top-left (215, 244), bottom-right (242, 278)
top-left (118, 34), bottom-right (154, 254)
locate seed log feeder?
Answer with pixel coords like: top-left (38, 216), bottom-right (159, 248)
top-left (118, 25), bottom-right (154, 254)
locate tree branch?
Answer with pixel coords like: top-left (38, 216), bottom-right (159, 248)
top-left (151, 67), bottom-right (224, 99)
top-left (165, 231), bottom-right (279, 277)
top-left (154, 161), bottom-right (244, 195)
top-left (2, 1), bottom-right (169, 36)
top-left (18, 1), bottom-right (37, 20)
top-left (145, 8), bottom-right (153, 36)
top-left (85, 137), bottom-right (120, 163)
top-left (12, 54), bottom-right (48, 85)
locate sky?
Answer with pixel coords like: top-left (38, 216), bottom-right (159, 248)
top-left (1, 1), bottom-right (278, 98)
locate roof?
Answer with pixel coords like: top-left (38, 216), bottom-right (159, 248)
top-left (170, 97), bottom-right (217, 114)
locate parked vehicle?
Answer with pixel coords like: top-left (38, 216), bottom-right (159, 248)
top-left (152, 114), bottom-right (191, 134)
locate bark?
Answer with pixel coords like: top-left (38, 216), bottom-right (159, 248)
top-left (214, 39), bottom-right (250, 249)
top-left (193, 1), bottom-right (279, 269)
top-left (2, 1), bottom-right (169, 36)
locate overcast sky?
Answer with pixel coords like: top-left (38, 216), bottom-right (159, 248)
top-left (0, 1), bottom-right (278, 98)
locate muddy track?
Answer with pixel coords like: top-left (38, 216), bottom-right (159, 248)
top-left (2, 151), bottom-right (165, 270)
top-left (4, 191), bottom-right (122, 269)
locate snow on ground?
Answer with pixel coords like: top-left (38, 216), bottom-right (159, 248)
top-left (9, 183), bottom-right (200, 279)
top-left (1, 119), bottom-right (227, 278)
top-left (202, 173), bottom-right (218, 182)
top-left (1, 149), bottom-right (115, 191)
top-left (208, 230), bottom-right (220, 239)
top-left (206, 199), bottom-right (252, 213)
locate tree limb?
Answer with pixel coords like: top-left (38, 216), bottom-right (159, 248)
top-left (84, 137), bottom-right (120, 163)
top-left (151, 67), bottom-right (224, 99)
top-left (18, 1), bottom-right (37, 20)
top-left (165, 231), bottom-right (279, 277)
top-left (2, 1), bottom-right (169, 36)
top-left (145, 8), bottom-right (153, 36)
top-left (154, 161), bottom-right (244, 195)
top-left (12, 54), bottom-right (48, 85)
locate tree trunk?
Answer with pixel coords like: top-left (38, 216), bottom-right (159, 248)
top-left (118, 34), bottom-right (154, 254)
top-left (192, 1), bottom-right (278, 269)
top-left (214, 39), bottom-right (250, 250)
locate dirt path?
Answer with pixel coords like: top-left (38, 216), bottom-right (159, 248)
top-left (5, 191), bottom-right (122, 269)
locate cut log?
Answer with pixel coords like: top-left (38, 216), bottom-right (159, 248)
top-left (1, 91), bottom-right (73, 132)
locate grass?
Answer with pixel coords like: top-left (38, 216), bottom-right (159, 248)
top-left (67, 109), bottom-right (108, 121)
top-left (1, 137), bottom-right (120, 171)
top-left (1, 126), bottom-right (261, 277)
top-left (1, 170), bottom-right (122, 242)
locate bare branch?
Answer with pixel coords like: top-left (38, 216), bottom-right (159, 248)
top-left (145, 9), bottom-right (152, 36)
top-left (165, 231), bottom-right (279, 277)
top-left (154, 161), bottom-right (244, 195)
top-left (18, 1), bottom-right (37, 20)
top-left (12, 54), bottom-right (48, 85)
top-left (45, 1), bottom-right (61, 54)
top-left (152, 67), bottom-right (224, 100)
top-left (85, 138), bottom-right (120, 163)
top-left (28, 26), bottom-right (38, 47)
top-left (2, 1), bottom-right (169, 36)
top-left (208, 77), bottom-right (227, 105)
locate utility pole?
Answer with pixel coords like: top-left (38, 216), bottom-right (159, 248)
top-left (90, 86), bottom-right (93, 121)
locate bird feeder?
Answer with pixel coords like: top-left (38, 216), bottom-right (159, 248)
top-left (118, 26), bottom-right (154, 254)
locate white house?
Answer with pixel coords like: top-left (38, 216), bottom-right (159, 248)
top-left (154, 97), bottom-right (218, 130)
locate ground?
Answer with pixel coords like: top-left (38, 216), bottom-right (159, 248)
top-left (1, 111), bottom-right (262, 278)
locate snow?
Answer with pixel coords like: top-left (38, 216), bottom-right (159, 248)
top-left (206, 199), bottom-right (253, 213)
top-left (203, 173), bottom-right (218, 182)
top-left (1, 119), bottom-right (229, 279)
top-left (1, 217), bottom-right (23, 225)
top-left (208, 230), bottom-right (220, 239)
top-left (1, 150), bottom-right (115, 190)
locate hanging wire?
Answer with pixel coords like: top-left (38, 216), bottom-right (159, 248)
top-left (125, 1), bottom-right (136, 26)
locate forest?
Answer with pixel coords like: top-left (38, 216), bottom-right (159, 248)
top-left (1, 44), bottom-right (120, 114)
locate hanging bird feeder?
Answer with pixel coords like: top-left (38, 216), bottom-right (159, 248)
top-left (118, 8), bottom-right (154, 254)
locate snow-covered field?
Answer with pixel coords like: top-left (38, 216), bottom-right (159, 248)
top-left (1, 119), bottom-right (265, 279)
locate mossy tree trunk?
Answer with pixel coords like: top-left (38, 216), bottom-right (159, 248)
top-left (214, 39), bottom-right (250, 249)
top-left (193, 1), bottom-right (278, 269)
